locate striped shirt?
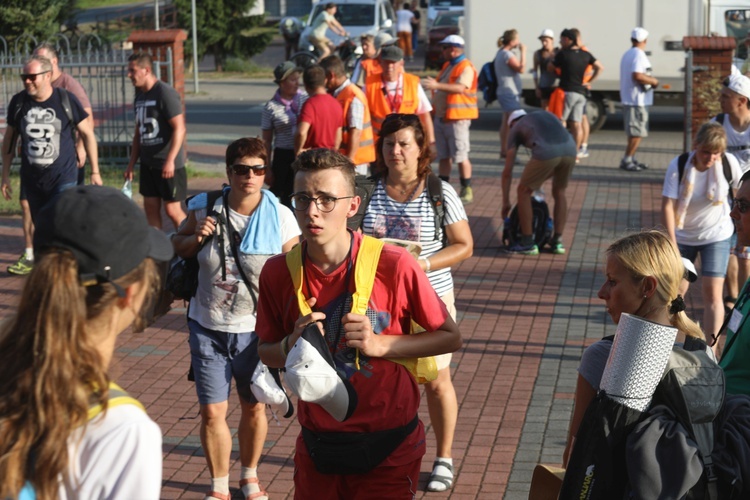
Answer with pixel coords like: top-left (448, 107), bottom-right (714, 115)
top-left (261, 92), bottom-right (308, 150)
top-left (362, 179), bottom-right (467, 297)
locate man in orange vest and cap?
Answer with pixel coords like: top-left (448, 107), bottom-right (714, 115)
top-left (320, 55), bottom-right (376, 175)
top-left (365, 45), bottom-right (436, 158)
top-left (422, 35), bottom-right (478, 204)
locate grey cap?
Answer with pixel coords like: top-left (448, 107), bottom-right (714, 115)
top-left (380, 45), bottom-right (404, 62)
top-left (274, 61), bottom-right (301, 84)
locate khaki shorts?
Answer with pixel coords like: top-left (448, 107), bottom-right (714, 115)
top-left (434, 290), bottom-right (457, 371)
top-left (624, 105), bottom-right (649, 138)
top-left (519, 156), bottom-right (576, 191)
top-left (434, 118), bottom-right (471, 163)
top-left (309, 35), bottom-right (332, 53)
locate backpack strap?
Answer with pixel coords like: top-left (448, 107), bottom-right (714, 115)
top-left (677, 152), bottom-right (690, 183)
top-left (351, 235), bottom-right (384, 315)
top-left (425, 172), bottom-right (446, 243)
top-left (716, 113), bottom-right (725, 125)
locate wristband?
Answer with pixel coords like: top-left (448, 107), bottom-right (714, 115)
top-left (420, 257), bottom-right (431, 272)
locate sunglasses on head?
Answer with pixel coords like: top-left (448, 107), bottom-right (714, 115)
top-left (20, 71), bottom-right (50, 82)
top-left (230, 163), bottom-right (267, 176)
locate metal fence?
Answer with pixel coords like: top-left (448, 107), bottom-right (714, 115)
top-left (0, 33), bottom-right (173, 164)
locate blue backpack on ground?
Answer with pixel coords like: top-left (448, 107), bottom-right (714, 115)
top-left (477, 61), bottom-right (497, 106)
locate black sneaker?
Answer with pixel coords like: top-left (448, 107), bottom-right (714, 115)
top-left (634, 160), bottom-right (649, 170)
top-left (619, 160), bottom-right (642, 172)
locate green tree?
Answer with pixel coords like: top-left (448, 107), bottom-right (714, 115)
top-left (174, 0), bottom-right (274, 72)
top-left (0, 0), bottom-right (77, 46)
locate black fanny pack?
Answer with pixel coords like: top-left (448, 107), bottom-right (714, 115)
top-left (301, 414), bottom-right (419, 475)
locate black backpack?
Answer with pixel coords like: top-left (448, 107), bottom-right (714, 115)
top-left (502, 198), bottom-right (553, 248)
top-left (348, 173), bottom-right (446, 243)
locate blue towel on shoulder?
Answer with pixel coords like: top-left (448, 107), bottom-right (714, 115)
top-left (240, 189), bottom-right (282, 255)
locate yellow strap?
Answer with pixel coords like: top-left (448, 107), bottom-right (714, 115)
top-left (284, 236), bottom-right (436, 382)
top-left (87, 382), bottom-right (145, 421)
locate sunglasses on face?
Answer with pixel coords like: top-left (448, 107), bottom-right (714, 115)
top-left (734, 198), bottom-right (750, 214)
top-left (230, 163), bottom-right (267, 176)
top-left (20, 71), bottom-right (50, 82)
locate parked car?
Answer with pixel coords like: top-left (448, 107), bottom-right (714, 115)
top-left (297, 0), bottom-right (397, 54)
top-left (423, 0), bottom-right (464, 29)
top-left (424, 9), bottom-right (463, 69)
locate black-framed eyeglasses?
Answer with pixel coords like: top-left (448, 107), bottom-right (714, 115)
top-left (230, 163), bottom-right (267, 176)
top-left (734, 197), bottom-right (750, 214)
top-left (290, 193), bottom-right (354, 213)
top-left (20, 71), bottom-right (50, 82)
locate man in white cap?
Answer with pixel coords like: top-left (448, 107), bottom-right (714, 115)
top-left (502, 110), bottom-right (577, 254)
top-left (619, 27), bottom-right (659, 171)
top-left (422, 35), bottom-right (478, 204)
top-left (533, 29), bottom-right (558, 111)
top-left (715, 74), bottom-right (750, 315)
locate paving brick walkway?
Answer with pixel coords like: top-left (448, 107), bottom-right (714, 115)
top-left (0, 100), bottom-right (696, 498)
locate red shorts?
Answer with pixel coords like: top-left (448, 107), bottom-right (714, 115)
top-left (293, 436), bottom-right (421, 500)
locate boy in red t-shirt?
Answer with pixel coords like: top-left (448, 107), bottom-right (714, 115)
top-left (295, 65), bottom-right (343, 155)
top-left (256, 149), bottom-right (462, 499)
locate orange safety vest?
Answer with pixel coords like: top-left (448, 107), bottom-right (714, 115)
top-left (437, 58), bottom-right (479, 120)
top-left (365, 72), bottom-right (421, 140)
top-left (336, 83), bottom-right (376, 165)
top-left (361, 57), bottom-right (382, 79)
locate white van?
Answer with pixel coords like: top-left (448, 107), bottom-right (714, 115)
top-left (424, 0), bottom-right (463, 29)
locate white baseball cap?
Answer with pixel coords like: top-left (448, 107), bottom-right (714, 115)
top-left (539, 29), bottom-right (554, 40)
top-left (681, 258), bottom-right (698, 283)
top-left (439, 34), bottom-right (465, 47)
top-left (726, 73), bottom-right (750, 100)
top-left (631, 27), bottom-right (649, 42)
top-left (250, 361), bottom-right (294, 418)
top-left (508, 109), bottom-right (527, 125)
top-left (284, 324), bottom-right (358, 422)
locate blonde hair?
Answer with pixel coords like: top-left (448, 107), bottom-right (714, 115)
top-left (606, 230), bottom-right (704, 340)
top-left (0, 251), bottom-right (158, 500)
top-left (694, 121), bottom-right (727, 153)
top-left (499, 29), bottom-right (518, 47)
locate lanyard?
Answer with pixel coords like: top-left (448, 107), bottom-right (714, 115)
top-left (383, 77), bottom-right (403, 113)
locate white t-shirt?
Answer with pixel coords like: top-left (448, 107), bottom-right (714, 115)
top-left (189, 194), bottom-right (300, 333)
top-left (620, 46), bottom-right (653, 106)
top-left (311, 11), bottom-right (333, 40)
top-left (361, 179), bottom-right (467, 297)
top-left (384, 75), bottom-right (433, 115)
top-left (712, 114), bottom-right (750, 172)
top-left (662, 151), bottom-right (742, 245)
top-left (396, 9), bottom-right (414, 33)
top-left (60, 405), bottom-right (162, 499)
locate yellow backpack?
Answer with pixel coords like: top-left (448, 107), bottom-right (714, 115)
top-left (285, 235), bottom-right (437, 384)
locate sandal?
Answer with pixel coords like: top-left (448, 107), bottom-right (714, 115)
top-left (426, 459), bottom-right (454, 492)
top-left (240, 477), bottom-right (268, 500)
top-left (205, 492), bottom-right (230, 500)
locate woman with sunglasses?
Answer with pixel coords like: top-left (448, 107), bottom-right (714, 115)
top-left (361, 113), bottom-right (473, 492)
top-left (0, 185), bottom-right (172, 499)
top-left (173, 137), bottom-right (300, 500)
top-left (662, 121), bottom-right (743, 353)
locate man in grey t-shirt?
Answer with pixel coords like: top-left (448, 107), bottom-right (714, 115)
top-left (501, 110), bottom-right (576, 255)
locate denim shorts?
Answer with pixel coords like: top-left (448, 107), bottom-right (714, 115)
top-left (188, 319), bottom-right (260, 405)
top-left (497, 92), bottom-right (522, 113)
top-left (678, 237), bottom-right (732, 278)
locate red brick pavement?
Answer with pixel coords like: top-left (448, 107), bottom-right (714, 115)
top-left (0, 176), bottom-right (591, 499)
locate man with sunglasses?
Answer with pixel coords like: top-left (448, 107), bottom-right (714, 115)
top-left (3, 43), bottom-right (98, 277)
top-left (124, 52), bottom-right (187, 231)
top-left (1, 55), bottom-right (99, 247)
top-left (255, 148), bottom-right (461, 498)
top-left (721, 171), bottom-right (750, 395)
top-left (422, 35), bottom-right (478, 205)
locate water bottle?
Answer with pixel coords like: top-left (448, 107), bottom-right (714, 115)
top-left (122, 179), bottom-right (133, 199)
